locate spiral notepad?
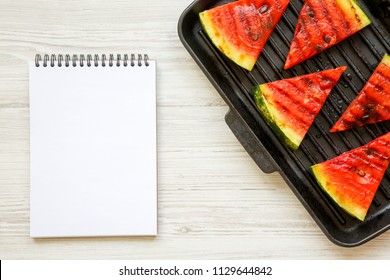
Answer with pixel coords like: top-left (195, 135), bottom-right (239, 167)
top-left (29, 54), bottom-right (157, 237)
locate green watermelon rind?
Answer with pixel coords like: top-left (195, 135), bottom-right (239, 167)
top-left (252, 85), bottom-right (302, 150)
top-left (311, 164), bottom-right (367, 221)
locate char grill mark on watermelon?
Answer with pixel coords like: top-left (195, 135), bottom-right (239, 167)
top-left (236, 5), bottom-right (260, 44)
top-left (271, 75), bottom-right (332, 116)
top-left (314, 1), bottom-right (341, 41)
top-left (311, 132), bottom-right (390, 221)
top-left (300, 5), bottom-right (322, 52)
top-left (284, 0), bottom-right (371, 69)
top-left (265, 83), bottom-right (314, 129)
top-left (326, 0), bottom-right (352, 37)
top-left (330, 54), bottom-right (390, 132)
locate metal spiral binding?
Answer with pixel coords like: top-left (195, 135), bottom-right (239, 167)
top-left (35, 54), bottom-right (150, 67)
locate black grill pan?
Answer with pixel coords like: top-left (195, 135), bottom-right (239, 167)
top-left (178, 0), bottom-right (390, 246)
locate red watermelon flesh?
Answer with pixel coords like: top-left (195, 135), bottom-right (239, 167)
top-left (284, 0), bottom-right (371, 69)
top-left (199, 0), bottom-right (290, 71)
top-left (330, 54), bottom-right (390, 132)
top-left (252, 66), bottom-right (346, 150)
top-left (311, 132), bottom-right (390, 221)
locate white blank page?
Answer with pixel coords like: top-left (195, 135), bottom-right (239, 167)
top-left (29, 60), bottom-right (157, 237)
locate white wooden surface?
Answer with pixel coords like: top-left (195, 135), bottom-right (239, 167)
top-left (1, 0), bottom-right (390, 259)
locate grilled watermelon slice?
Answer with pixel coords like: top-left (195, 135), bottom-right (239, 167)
top-left (253, 66), bottom-right (346, 150)
top-left (311, 132), bottom-right (390, 221)
top-left (284, 0), bottom-right (371, 69)
top-left (199, 0), bottom-right (290, 71)
top-left (331, 54), bottom-right (390, 132)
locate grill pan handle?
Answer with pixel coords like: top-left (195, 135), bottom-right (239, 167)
top-left (225, 109), bottom-right (277, 174)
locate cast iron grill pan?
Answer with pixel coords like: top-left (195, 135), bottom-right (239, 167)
top-left (178, 0), bottom-right (390, 246)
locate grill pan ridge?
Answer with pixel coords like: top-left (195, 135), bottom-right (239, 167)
top-left (178, 0), bottom-right (390, 246)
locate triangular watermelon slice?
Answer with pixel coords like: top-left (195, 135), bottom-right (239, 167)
top-left (311, 132), bottom-right (390, 221)
top-left (284, 0), bottom-right (371, 69)
top-left (331, 54), bottom-right (390, 132)
top-left (253, 66), bottom-right (346, 150)
top-left (199, 0), bottom-right (290, 71)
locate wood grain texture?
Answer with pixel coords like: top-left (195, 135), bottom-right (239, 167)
top-left (1, 0), bottom-right (390, 259)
